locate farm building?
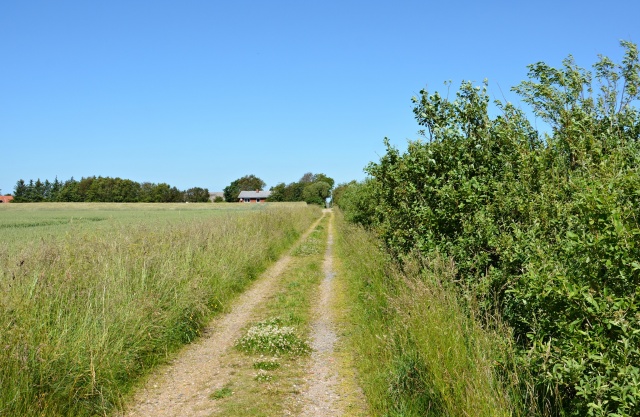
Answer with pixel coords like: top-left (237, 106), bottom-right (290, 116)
top-left (238, 190), bottom-right (271, 203)
top-left (0, 196), bottom-right (14, 203)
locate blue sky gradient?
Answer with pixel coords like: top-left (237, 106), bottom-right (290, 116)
top-left (2, 0), bottom-right (639, 194)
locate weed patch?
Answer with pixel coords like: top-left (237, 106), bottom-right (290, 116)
top-left (292, 236), bottom-right (322, 256)
top-left (237, 318), bottom-right (310, 356)
top-left (210, 385), bottom-right (233, 400)
top-left (253, 360), bottom-right (280, 371)
top-left (254, 370), bottom-right (273, 382)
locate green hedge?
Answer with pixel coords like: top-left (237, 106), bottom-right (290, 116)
top-left (341, 41), bottom-right (640, 416)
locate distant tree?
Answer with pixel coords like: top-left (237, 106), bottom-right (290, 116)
top-left (77, 177), bottom-right (95, 201)
top-left (139, 182), bottom-right (156, 202)
top-left (49, 179), bottom-right (60, 200)
top-left (57, 178), bottom-right (81, 202)
top-left (223, 175), bottom-right (266, 202)
top-left (267, 183), bottom-right (287, 202)
top-left (302, 181), bottom-right (331, 205)
top-left (285, 181), bottom-right (306, 201)
top-left (184, 187), bottom-right (210, 203)
top-left (83, 177), bottom-right (140, 202)
top-left (299, 172), bottom-right (315, 183)
top-left (11, 175), bottom-right (203, 203)
top-left (114, 178), bottom-right (140, 202)
top-left (135, 181), bottom-right (172, 202)
top-left (213, 196), bottom-right (224, 203)
top-left (222, 184), bottom-right (237, 203)
top-left (298, 172), bottom-right (335, 188)
top-left (267, 173), bottom-right (335, 204)
top-left (31, 179), bottom-right (45, 202)
top-left (152, 183), bottom-right (183, 202)
top-left (42, 179), bottom-right (52, 201)
top-left (86, 177), bottom-right (110, 202)
top-left (312, 173), bottom-right (335, 189)
top-left (13, 179), bottom-right (27, 202)
top-left (267, 181), bottom-right (305, 202)
top-left (168, 186), bottom-right (183, 202)
top-left (24, 179), bottom-right (42, 202)
top-left (331, 181), bottom-right (353, 207)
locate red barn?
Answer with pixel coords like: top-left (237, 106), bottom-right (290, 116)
top-left (0, 196), bottom-right (14, 203)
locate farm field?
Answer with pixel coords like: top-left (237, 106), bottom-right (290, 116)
top-left (0, 202), bottom-right (306, 246)
top-left (0, 202), bottom-right (321, 416)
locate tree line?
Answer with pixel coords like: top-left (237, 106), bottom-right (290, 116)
top-left (267, 172), bottom-right (334, 205)
top-left (11, 172), bottom-right (336, 205)
top-left (221, 172), bottom-right (334, 205)
top-left (335, 41), bottom-right (640, 416)
top-left (12, 177), bottom-right (211, 203)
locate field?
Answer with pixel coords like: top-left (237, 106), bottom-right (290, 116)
top-left (0, 202), bottom-right (299, 245)
top-left (0, 202), bottom-right (321, 416)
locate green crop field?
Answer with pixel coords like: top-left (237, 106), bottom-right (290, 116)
top-left (0, 202), bottom-right (321, 417)
top-left (0, 202), bottom-right (304, 246)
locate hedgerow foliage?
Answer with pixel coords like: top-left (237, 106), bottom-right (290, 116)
top-left (338, 41), bottom-right (640, 416)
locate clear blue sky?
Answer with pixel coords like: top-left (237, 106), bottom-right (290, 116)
top-left (2, 0), bottom-right (639, 195)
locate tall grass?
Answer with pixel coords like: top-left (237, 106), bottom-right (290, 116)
top-left (0, 203), bottom-right (320, 416)
top-left (334, 210), bottom-right (532, 416)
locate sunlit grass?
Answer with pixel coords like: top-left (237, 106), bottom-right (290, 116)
top-left (0, 202), bottom-right (320, 416)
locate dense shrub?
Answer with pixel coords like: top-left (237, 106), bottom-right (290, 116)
top-left (349, 41), bottom-right (640, 416)
top-left (332, 179), bottom-right (379, 226)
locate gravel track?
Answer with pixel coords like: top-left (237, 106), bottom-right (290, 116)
top-left (119, 214), bottom-right (326, 417)
top-left (298, 209), bottom-right (343, 416)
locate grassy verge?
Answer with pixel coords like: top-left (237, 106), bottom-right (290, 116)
top-left (209, 214), bottom-right (329, 416)
top-left (0, 203), bottom-right (320, 417)
top-left (334, 210), bottom-right (530, 416)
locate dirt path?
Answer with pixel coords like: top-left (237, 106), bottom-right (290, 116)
top-left (297, 209), bottom-right (342, 416)
top-left (119, 213), bottom-right (327, 417)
